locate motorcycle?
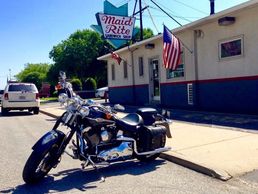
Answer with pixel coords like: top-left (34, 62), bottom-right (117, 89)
top-left (23, 91), bottom-right (172, 184)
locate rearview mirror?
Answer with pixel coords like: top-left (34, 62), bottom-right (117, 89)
top-left (59, 71), bottom-right (66, 80)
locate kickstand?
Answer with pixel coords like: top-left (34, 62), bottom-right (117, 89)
top-left (93, 165), bottom-right (105, 183)
top-left (87, 156), bottom-right (105, 183)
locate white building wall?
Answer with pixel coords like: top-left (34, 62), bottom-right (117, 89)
top-left (195, 5), bottom-right (258, 80)
top-left (107, 51), bottom-right (132, 87)
top-left (106, 2), bottom-right (258, 86)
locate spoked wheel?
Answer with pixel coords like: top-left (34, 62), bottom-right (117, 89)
top-left (22, 144), bottom-right (61, 184)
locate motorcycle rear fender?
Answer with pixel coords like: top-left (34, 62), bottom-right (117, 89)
top-left (32, 130), bottom-right (65, 152)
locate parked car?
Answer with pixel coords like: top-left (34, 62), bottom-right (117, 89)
top-left (1, 82), bottom-right (40, 115)
top-left (95, 86), bottom-right (108, 98)
top-left (0, 90), bottom-right (4, 103)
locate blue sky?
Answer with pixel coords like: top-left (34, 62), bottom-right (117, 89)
top-left (0, 0), bottom-right (249, 89)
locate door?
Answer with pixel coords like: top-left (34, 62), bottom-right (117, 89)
top-left (149, 58), bottom-right (160, 102)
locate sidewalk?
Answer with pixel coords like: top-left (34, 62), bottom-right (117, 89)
top-left (39, 102), bottom-right (258, 181)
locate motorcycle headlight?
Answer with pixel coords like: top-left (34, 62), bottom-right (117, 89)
top-left (58, 93), bottom-right (68, 104)
top-left (79, 106), bottom-right (89, 118)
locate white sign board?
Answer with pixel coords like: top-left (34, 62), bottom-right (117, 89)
top-left (98, 13), bottom-right (136, 40)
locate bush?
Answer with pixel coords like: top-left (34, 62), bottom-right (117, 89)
top-left (71, 78), bottom-right (82, 91)
top-left (83, 77), bottom-right (97, 90)
top-left (52, 91), bottom-right (58, 97)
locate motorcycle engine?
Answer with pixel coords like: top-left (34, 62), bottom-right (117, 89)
top-left (82, 127), bottom-right (100, 147)
top-left (100, 127), bottom-right (112, 142)
top-left (82, 126), bottom-right (115, 148)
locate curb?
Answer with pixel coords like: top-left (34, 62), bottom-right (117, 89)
top-left (160, 152), bottom-right (232, 181)
top-left (39, 108), bottom-right (232, 181)
top-left (39, 109), bottom-right (59, 119)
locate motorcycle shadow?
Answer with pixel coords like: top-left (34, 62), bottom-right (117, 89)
top-left (2, 159), bottom-right (166, 194)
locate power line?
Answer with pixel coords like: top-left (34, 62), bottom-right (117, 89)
top-left (150, 0), bottom-right (182, 26)
top-left (148, 6), bottom-right (193, 23)
top-left (150, 1), bottom-right (196, 23)
top-left (170, 0), bottom-right (208, 15)
top-left (143, 0), bottom-right (160, 33)
top-left (143, 14), bottom-right (201, 19)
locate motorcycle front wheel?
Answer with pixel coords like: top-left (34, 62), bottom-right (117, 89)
top-left (22, 143), bottom-right (61, 184)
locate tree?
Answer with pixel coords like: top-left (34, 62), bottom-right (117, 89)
top-left (22, 72), bottom-right (42, 90)
top-left (133, 27), bottom-right (154, 42)
top-left (47, 28), bottom-right (154, 87)
top-left (48, 29), bottom-right (108, 86)
top-left (16, 63), bottom-right (50, 90)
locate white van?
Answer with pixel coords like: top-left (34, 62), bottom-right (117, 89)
top-left (1, 83), bottom-right (40, 115)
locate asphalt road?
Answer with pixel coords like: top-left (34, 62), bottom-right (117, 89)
top-left (0, 110), bottom-right (258, 194)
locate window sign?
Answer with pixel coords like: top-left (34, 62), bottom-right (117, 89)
top-left (219, 36), bottom-right (243, 59)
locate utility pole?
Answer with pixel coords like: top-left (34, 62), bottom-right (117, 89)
top-left (139, 0), bottom-right (143, 41)
top-left (209, 0), bottom-right (215, 15)
top-left (9, 69), bottom-right (11, 81)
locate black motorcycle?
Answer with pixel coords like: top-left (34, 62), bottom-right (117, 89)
top-left (22, 94), bottom-right (172, 184)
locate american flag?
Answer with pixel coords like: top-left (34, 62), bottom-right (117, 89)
top-left (111, 51), bottom-right (122, 65)
top-left (163, 25), bottom-right (181, 70)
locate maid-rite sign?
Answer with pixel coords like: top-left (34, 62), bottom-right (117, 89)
top-left (98, 13), bottom-right (136, 40)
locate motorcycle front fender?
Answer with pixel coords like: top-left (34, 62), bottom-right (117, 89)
top-left (32, 130), bottom-right (65, 153)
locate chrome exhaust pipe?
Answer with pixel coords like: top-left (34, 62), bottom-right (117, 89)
top-left (117, 137), bottom-right (171, 156)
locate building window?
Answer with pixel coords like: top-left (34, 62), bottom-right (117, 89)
top-left (123, 61), bottom-right (128, 79)
top-left (138, 57), bottom-right (144, 76)
top-left (219, 35), bottom-right (243, 60)
top-left (111, 64), bottom-right (115, 80)
top-left (166, 49), bottom-right (185, 79)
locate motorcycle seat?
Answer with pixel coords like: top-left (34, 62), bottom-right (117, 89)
top-left (116, 113), bottom-right (144, 132)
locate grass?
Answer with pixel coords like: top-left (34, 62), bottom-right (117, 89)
top-left (40, 97), bottom-right (58, 103)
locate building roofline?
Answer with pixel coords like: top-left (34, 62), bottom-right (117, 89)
top-left (97, 34), bottom-right (162, 60)
top-left (98, 0), bottom-right (258, 61)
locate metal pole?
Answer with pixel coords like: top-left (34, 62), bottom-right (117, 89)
top-left (139, 0), bottom-right (143, 40)
top-left (209, 0), bottom-right (215, 15)
top-left (133, 0), bottom-right (138, 15)
top-left (9, 69), bottom-right (11, 81)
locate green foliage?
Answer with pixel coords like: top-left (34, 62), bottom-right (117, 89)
top-left (22, 72), bottom-right (42, 90)
top-left (71, 78), bottom-right (82, 91)
top-left (52, 91), bottom-right (58, 97)
top-left (16, 63), bottom-right (50, 90)
top-left (133, 27), bottom-right (154, 41)
top-left (83, 77), bottom-right (97, 90)
top-left (48, 29), bottom-right (108, 86)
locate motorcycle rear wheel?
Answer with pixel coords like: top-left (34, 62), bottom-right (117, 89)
top-left (22, 144), bottom-right (60, 184)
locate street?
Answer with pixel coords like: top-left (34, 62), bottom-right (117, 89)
top-left (0, 110), bottom-right (258, 194)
